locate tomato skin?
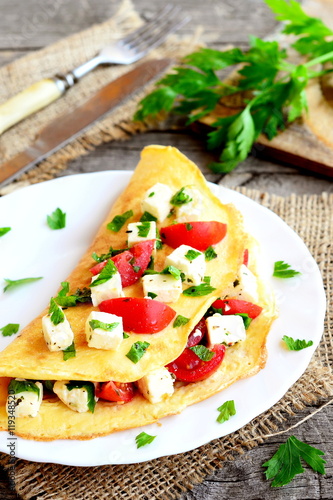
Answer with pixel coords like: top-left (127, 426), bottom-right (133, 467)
top-left (96, 381), bottom-right (134, 403)
top-left (99, 297), bottom-right (176, 334)
top-left (187, 318), bottom-right (207, 347)
top-left (243, 249), bottom-right (249, 267)
top-left (212, 298), bottom-right (262, 319)
top-left (167, 344), bottom-right (226, 382)
top-left (160, 221), bottom-right (227, 251)
top-left (90, 240), bottom-right (155, 287)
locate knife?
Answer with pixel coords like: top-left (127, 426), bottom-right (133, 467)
top-left (0, 58), bottom-right (171, 189)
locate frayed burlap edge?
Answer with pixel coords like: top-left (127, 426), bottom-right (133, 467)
top-left (0, 190), bottom-right (332, 500)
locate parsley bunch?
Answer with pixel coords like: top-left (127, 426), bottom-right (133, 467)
top-left (134, 0), bottom-right (333, 173)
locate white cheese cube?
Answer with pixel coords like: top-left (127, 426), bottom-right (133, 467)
top-left (176, 188), bottom-right (203, 223)
top-left (90, 271), bottom-right (123, 307)
top-left (127, 221), bottom-right (156, 247)
top-left (42, 313), bottom-right (74, 352)
top-left (137, 367), bottom-right (175, 404)
top-left (235, 264), bottom-right (259, 303)
top-left (141, 183), bottom-right (173, 222)
top-left (206, 313), bottom-right (246, 347)
top-left (6, 380), bottom-right (43, 418)
top-left (142, 274), bottom-right (182, 303)
top-left (165, 244), bottom-right (205, 286)
top-left (53, 380), bottom-right (97, 413)
top-left (85, 311), bottom-right (123, 350)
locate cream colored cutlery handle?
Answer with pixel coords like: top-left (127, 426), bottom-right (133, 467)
top-left (0, 79), bottom-right (63, 135)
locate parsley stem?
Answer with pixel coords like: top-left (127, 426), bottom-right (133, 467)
top-left (303, 50), bottom-right (333, 68)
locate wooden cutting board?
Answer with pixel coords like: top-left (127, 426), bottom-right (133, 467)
top-left (201, 0), bottom-right (333, 178)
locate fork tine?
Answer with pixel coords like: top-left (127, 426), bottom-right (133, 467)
top-left (121, 5), bottom-right (175, 45)
top-left (131, 13), bottom-right (191, 57)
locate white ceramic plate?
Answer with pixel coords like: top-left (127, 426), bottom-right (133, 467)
top-left (0, 171), bottom-right (326, 466)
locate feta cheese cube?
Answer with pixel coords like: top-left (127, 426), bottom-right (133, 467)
top-left (176, 188), bottom-right (203, 223)
top-left (6, 379), bottom-right (43, 418)
top-left (235, 264), bottom-right (259, 303)
top-left (85, 311), bottom-right (123, 350)
top-left (141, 183), bottom-right (173, 222)
top-left (165, 244), bottom-right (205, 286)
top-left (53, 381), bottom-right (97, 413)
top-left (206, 313), bottom-right (246, 347)
top-left (142, 274), bottom-right (182, 303)
top-left (137, 367), bottom-right (175, 404)
top-left (42, 313), bottom-right (74, 351)
top-left (90, 270), bottom-right (123, 307)
top-left (127, 221), bottom-right (156, 247)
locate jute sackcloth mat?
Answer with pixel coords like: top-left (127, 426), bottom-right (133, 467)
top-left (0, 0), bottom-right (201, 195)
top-left (0, 190), bottom-right (331, 499)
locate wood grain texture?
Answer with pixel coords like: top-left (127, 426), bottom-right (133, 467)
top-left (0, 0), bottom-right (332, 499)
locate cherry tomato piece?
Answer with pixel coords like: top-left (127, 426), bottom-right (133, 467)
top-left (160, 221), bottom-right (227, 251)
top-left (167, 344), bottom-right (226, 382)
top-left (212, 298), bottom-right (262, 319)
top-left (243, 249), bottom-right (249, 267)
top-left (90, 240), bottom-right (155, 288)
top-left (99, 297), bottom-right (176, 334)
top-left (187, 318), bottom-right (207, 347)
top-left (96, 381), bottom-right (134, 403)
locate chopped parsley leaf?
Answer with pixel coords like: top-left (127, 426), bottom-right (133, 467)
top-left (235, 313), bottom-right (252, 329)
top-left (137, 222), bottom-right (151, 238)
top-left (126, 341), bottom-right (150, 363)
top-left (170, 187), bottom-right (192, 206)
top-left (205, 246), bottom-right (218, 261)
top-left (173, 315), bottom-right (190, 328)
top-left (49, 298), bottom-right (65, 326)
top-left (89, 320), bottom-right (119, 332)
top-left (140, 211), bottom-right (157, 222)
top-left (91, 246), bottom-right (128, 263)
top-left (66, 381), bottom-right (95, 412)
top-left (216, 400), bottom-right (236, 424)
top-left (0, 227), bottom-right (11, 237)
top-left (148, 192), bottom-right (155, 197)
top-left (136, 431), bottom-right (156, 448)
top-left (185, 249), bottom-right (201, 261)
top-left (8, 379), bottom-right (40, 398)
top-left (183, 283), bottom-right (216, 297)
top-left (133, 265), bottom-right (141, 273)
top-left (90, 260), bottom-right (117, 287)
top-left (123, 332), bottom-right (130, 339)
top-left (63, 342), bottom-right (76, 361)
top-left (107, 210), bottom-right (133, 232)
top-left (190, 345), bottom-right (215, 361)
top-left (3, 276), bottom-right (43, 292)
top-left (273, 261), bottom-right (301, 278)
top-left (203, 276), bottom-right (211, 285)
top-left (55, 282), bottom-right (91, 307)
top-left (185, 223), bottom-right (193, 231)
top-left (47, 208), bottom-right (66, 230)
top-left (0, 323), bottom-right (19, 337)
top-left (148, 292), bottom-right (157, 299)
top-left (282, 335), bottom-right (314, 351)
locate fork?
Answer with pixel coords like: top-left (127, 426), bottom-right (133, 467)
top-left (0, 5), bottom-right (190, 135)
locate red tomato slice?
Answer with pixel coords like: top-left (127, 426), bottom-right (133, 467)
top-left (187, 318), bottom-right (207, 347)
top-left (212, 298), bottom-right (262, 319)
top-left (160, 221), bottom-right (227, 251)
top-left (99, 297), bottom-right (176, 334)
top-left (90, 240), bottom-right (155, 287)
top-left (243, 249), bottom-right (249, 267)
top-left (96, 381), bottom-right (134, 403)
top-left (167, 344), bottom-right (226, 382)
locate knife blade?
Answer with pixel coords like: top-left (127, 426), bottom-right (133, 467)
top-left (0, 58), bottom-right (171, 188)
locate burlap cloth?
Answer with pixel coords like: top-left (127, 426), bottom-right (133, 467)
top-left (0, 1), bottom-right (332, 498)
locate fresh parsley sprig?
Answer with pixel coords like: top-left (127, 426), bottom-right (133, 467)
top-left (135, 431), bottom-right (156, 448)
top-left (134, 0), bottom-right (333, 173)
top-left (273, 260), bottom-right (301, 278)
top-left (0, 323), bottom-right (19, 337)
top-left (216, 400), bottom-right (236, 424)
top-left (0, 227), bottom-right (11, 237)
top-left (3, 276), bottom-right (43, 292)
top-left (282, 335), bottom-right (313, 350)
top-left (47, 208), bottom-right (66, 230)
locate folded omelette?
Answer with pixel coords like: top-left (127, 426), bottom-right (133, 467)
top-left (0, 145), bottom-right (276, 440)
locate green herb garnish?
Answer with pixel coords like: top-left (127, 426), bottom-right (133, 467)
top-left (63, 341), bottom-right (76, 361)
top-left (8, 379), bottom-right (40, 398)
top-left (185, 223), bottom-right (193, 231)
top-left (135, 431), bottom-right (156, 448)
top-left (173, 315), bottom-right (190, 328)
top-left (273, 260), bottom-right (301, 278)
top-left (90, 260), bottom-right (117, 287)
top-left (0, 323), bottom-right (19, 337)
top-left (49, 297), bottom-right (65, 326)
top-left (0, 227), bottom-right (11, 237)
top-left (66, 381), bottom-right (96, 412)
top-left (183, 283), bottom-right (216, 297)
top-left (190, 345), bottom-right (215, 361)
top-left (91, 246), bottom-right (128, 263)
top-left (203, 276), bottom-right (211, 285)
top-left (147, 292), bottom-right (157, 299)
top-left (235, 313), bottom-right (252, 329)
top-left (126, 341), bottom-right (150, 363)
top-left (89, 320), bottom-right (119, 332)
top-left (148, 192), bottom-right (155, 197)
top-left (137, 222), bottom-right (152, 238)
top-left (47, 208), bottom-right (66, 230)
top-left (3, 276), bottom-right (43, 292)
top-left (123, 332), bottom-right (130, 339)
top-left (107, 210), bottom-right (133, 232)
top-left (282, 335), bottom-right (314, 351)
top-left (263, 435), bottom-right (326, 487)
top-left (216, 400), bottom-right (236, 424)
top-left (205, 246), bottom-right (218, 261)
top-left (55, 282), bottom-right (91, 307)
top-left (140, 211), bottom-right (157, 222)
top-left (170, 187), bottom-right (192, 206)
top-left (185, 249), bottom-right (201, 261)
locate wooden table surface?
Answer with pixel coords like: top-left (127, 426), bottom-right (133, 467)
top-left (0, 1), bottom-right (332, 498)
